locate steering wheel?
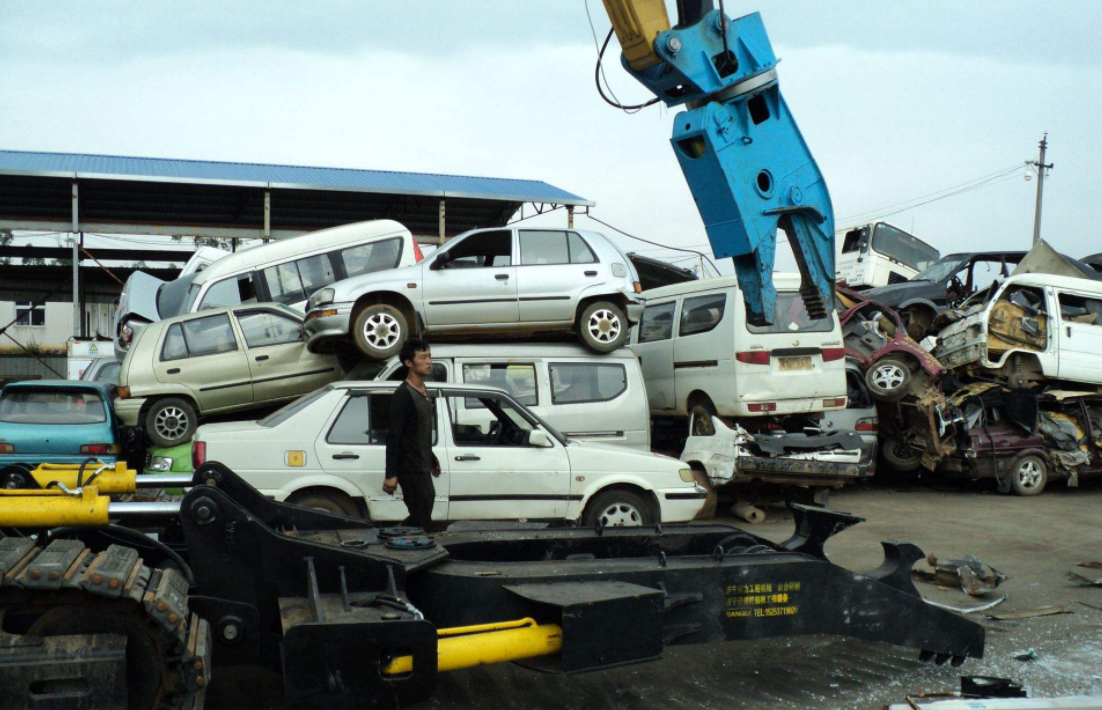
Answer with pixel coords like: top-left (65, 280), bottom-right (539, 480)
top-left (947, 275), bottom-right (966, 303)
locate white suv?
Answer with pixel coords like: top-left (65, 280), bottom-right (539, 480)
top-left (303, 227), bottom-right (644, 359)
top-left (192, 381), bottom-right (707, 525)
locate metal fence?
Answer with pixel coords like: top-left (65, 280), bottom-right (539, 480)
top-left (0, 355), bottom-right (69, 384)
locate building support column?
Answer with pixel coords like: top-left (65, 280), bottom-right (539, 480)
top-left (567, 205), bottom-right (574, 229)
top-left (438, 199), bottom-right (446, 246)
top-left (263, 190), bottom-right (271, 242)
top-left (71, 181), bottom-right (80, 338)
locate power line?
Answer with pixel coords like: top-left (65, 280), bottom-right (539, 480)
top-left (837, 162), bottom-right (1026, 225)
top-left (582, 214), bottom-right (722, 275)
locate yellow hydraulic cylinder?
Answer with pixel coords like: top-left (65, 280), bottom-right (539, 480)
top-left (600, 0), bottom-right (671, 71)
top-left (382, 618), bottom-right (563, 676)
top-left (0, 486), bottom-right (110, 527)
top-left (31, 462), bottom-right (137, 495)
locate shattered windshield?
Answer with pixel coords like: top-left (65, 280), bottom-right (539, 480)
top-left (913, 255), bottom-right (969, 283)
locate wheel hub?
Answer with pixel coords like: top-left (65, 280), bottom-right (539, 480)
top-left (365, 314), bottom-right (400, 348)
top-left (588, 310), bottom-right (621, 343)
top-left (872, 364), bottom-right (906, 390)
top-left (599, 503), bottom-right (642, 527)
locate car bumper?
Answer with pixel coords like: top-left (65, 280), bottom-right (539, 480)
top-left (657, 485), bottom-right (710, 522)
top-left (304, 303), bottom-right (353, 351)
top-left (114, 397), bottom-right (148, 427)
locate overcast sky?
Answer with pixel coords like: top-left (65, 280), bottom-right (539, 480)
top-left (1, 1), bottom-right (1098, 272)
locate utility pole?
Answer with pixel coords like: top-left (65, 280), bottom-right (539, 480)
top-left (1027, 133), bottom-right (1054, 244)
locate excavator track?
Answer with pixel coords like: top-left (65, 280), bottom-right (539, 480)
top-left (0, 536), bottom-right (210, 710)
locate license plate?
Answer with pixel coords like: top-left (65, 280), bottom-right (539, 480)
top-left (779, 356), bottom-right (812, 371)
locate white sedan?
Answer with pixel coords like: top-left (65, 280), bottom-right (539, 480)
top-left (192, 381), bottom-right (708, 526)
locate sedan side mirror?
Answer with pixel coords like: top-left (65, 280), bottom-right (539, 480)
top-left (527, 430), bottom-right (553, 448)
top-left (430, 253), bottom-right (449, 270)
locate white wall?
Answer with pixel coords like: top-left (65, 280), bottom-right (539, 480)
top-left (0, 301), bottom-right (116, 352)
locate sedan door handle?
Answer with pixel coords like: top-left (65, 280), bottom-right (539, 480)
top-left (166, 368), bottom-right (180, 375)
top-left (1067, 326), bottom-right (1072, 337)
top-left (332, 453), bottom-right (359, 460)
top-left (495, 274), bottom-right (509, 281)
top-left (454, 454), bottom-right (481, 462)
top-left (255, 355), bottom-right (269, 362)
top-left (584, 270), bottom-right (598, 277)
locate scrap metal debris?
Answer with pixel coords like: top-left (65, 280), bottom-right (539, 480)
top-left (1012, 648), bottom-right (1039, 661)
top-left (1078, 561), bottom-right (1102, 570)
top-left (991, 605), bottom-right (1073, 621)
top-left (914, 554), bottom-right (1007, 596)
top-left (1067, 571), bottom-right (1102, 588)
top-left (924, 595), bottom-right (1007, 614)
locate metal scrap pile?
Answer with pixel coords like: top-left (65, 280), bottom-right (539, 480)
top-left (849, 241), bottom-right (1102, 494)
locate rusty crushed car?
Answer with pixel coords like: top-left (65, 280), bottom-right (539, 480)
top-left (837, 286), bottom-right (944, 403)
top-left (897, 384), bottom-right (1102, 496)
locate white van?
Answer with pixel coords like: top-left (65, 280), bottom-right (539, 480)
top-left (369, 343), bottom-right (651, 451)
top-left (630, 274), bottom-right (848, 419)
top-left (115, 219), bottom-right (420, 359)
top-left (836, 221), bottom-right (940, 289)
top-left (936, 272), bottom-right (1102, 387)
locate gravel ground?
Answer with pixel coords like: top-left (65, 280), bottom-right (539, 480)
top-left (208, 479), bottom-right (1102, 709)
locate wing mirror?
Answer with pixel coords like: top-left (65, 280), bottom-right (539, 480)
top-left (527, 430), bottom-right (553, 448)
top-left (430, 253), bottom-right (450, 270)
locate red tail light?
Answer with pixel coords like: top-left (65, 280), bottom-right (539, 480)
top-left (736, 351), bottom-right (771, 365)
top-left (192, 440), bottom-right (207, 469)
top-left (747, 402), bottom-right (777, 413)
top-left (821, 347), bottom-right (847, 362)
top-left (412, 241), bottom-right (425, 263)
top-left (855, 418), bottom-right (878, 432)
top-left (80, 443), bottom-right (120, 455)
top-left (822, 397), bottom-right (847, 408)
top-left (0, 443), bottom-right (13, 454)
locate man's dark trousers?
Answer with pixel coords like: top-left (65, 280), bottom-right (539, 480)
top-left (399, 472), bottom-right (435, 531)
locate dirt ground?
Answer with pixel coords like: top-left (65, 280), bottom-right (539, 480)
top-left (208, 480), bottom-right (1102, 709)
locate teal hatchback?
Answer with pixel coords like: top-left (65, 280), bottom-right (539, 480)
top-left (0, 381), bottom-right (122, 470)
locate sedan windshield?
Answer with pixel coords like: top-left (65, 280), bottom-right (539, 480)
top-left (0, 389), bottom-right (107, 424)
top-left (913, 255), bottom-right (969, 283)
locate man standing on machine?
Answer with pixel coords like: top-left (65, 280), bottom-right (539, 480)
top-left (383, 338), bottom-right (441, 531)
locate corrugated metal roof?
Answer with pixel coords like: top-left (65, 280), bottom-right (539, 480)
top-left (0, 150), bottom-right (593, 206)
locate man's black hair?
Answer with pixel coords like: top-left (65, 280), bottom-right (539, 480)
top-left (400, 338), bottom-right (431, 367)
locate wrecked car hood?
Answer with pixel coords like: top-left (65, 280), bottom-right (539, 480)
top-left (865, 279), bottom-right (946, 309)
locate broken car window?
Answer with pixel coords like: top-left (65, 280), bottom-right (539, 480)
top-left (200, 273), bottom-right (258, 310)
top-left (746, 293), bottom-right (833, 334)
top-left (1058, 293), bottom-right (1102, 326)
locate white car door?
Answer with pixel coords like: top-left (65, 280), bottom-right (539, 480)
top-left (422, 231), bottom-right (518, 327)
top-left (630, 300), bottom-right (678, 411)
top-left (1056, 290), bottom-right (1102, 385)
top-left (516, 230), bottom-right (601, 323)
top-left (442, 391), bottom-right (571, 521)
top-left (314, 390), bottom-right (450, 523)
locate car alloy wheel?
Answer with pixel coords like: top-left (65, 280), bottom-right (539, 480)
top-left (363, 312), bottom-right (401, 350)
top-left (154, 406), bottom-right (190, 442)
top-left (870, 362), bottom-right (907, 391)
top-left (587, 308), bottom-right (621, 344)
top-left (598, 502), bottom-right (642, 527)
top-left (1015, 460), bottom-right (1043, 490)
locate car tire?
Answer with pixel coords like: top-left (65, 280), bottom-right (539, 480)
top-left (288, 490), bottom-right (362, 517)
top-left (145, 398), bottom-right (197, 448)
top-left (881, 435), bottom-right (922, 473)
top-left (865, 357), bottom-right (913, 402)
top-left (1008, 454), bottom-right (1047, 496)
top-left (578, 301), bottom-right (628, 354)
top-left (0, 464), bottom-right (33, 490)
top-left (583, 489), bottom-right (654, 528)
top-left (353, 304), bottom-right (408, 360)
